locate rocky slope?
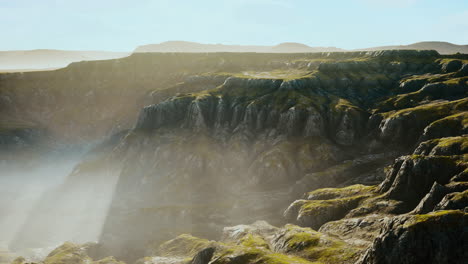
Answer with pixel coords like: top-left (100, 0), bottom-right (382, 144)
top-left (4, 50), bottom-right (468, 264)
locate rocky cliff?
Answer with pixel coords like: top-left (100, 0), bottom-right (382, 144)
top-left (5, 50), bottom-right (468, 264)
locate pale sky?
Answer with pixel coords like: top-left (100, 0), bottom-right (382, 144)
top-left (1, 0), bottom-right (467, 51)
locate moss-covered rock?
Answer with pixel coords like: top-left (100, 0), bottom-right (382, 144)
top-left (378, 154), bottom-right (466, 212)
top-left (434, 189), bottom-right (468, 211)
top-left (305, 184), bottom-right (376, 200)
top-left (357, 210), bottom-right (467, 264)
top-left (285, 185), bottom-right (377, 229)
top-left (378, 98), bottom-right (468, 146)
top-left (43, 242), bottom-right (92, 264)
top-left (414, 135), bottom-right (468, 156)
top-left (412, 181), bottom-right (468, 214)
top-left (420, 112), bottom-right (468, 141)
top-left (154, 234), bottom-right (215, 259)
top-left (272, 224), bottom-right (361, 264)
top-left (41, 242), bottom-right (127, 264)
top-left (376, 81), bottom-right (467, 113)
top-left (185, 222), bottom-right (362, 264)
top-left (318, 215), bottom-right (388, 247)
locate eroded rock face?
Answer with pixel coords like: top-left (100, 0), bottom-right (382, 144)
top-left (284, 185), bottom-right (377, 229)
top-left (357, 210), bottom-right (467, 264)
top-left (412, 182), bottom-right (468, 214)
top-left (378, 155), bottom-right (463, 212)
top-left (135, 77), bottom-right (371, 146)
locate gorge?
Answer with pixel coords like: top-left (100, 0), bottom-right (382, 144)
top-left (0, 50), bottom-right (467, 264)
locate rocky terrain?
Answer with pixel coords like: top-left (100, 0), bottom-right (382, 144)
top-left (1, 49), bottom-right (467, 264)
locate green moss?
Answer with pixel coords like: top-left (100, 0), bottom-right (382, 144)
top-left (451, 189), bottom-right (468, 202)
top-left (283, 225), bottom-right (321, 250)
top-left (300, 195), bottom-right (369, 216)
top-left (434, 136), bottom-right (468, 150)
top-left (381, 98), bottom-right (468, 121)
top-left (261, 253), bottom-right (313, 264)
top-left (442, 76), bottom-right (468, 85)
top-left (239, 234), bottom-right (270, 250)
top-left (157, 234), bottom-right (214, 258)
top-left (44, 242), bottom-right (91, 264)
top-left (211, 243), bottom-right (313, 264)
top-left (279, 225), bottom-right (360, 264)
top-left (437, 58), bottom-right (468, 65)
top-left (307, 184), bottom-right (377, 200)
top-left (426, 112), bottom-right (468, 133)
top-left (405, 210), bottom-right (465, 228)
top-left (93, 256), bottom-right (126, 264)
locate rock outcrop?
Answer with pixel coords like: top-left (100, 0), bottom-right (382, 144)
top-left (357, 210), bottom-right (467, 264)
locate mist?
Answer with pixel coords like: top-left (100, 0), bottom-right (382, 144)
top-left (0, 146), bottom-right (120, 261)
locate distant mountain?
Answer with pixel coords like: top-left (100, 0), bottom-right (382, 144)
top-left (357, 41), bottom-right (468, 55)
top-left (134, 41), bottom-right (343, 53)
top-left (2, 41), bottom-right (466, 72)
top-left (135, 41), bottom-right (468, 55)
top-left (0, 50), bottom-right (130, 72)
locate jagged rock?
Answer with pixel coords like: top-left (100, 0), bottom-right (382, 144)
top-left (378, 155), bottom-right (465, 212)
top-left (457, 63), bottom-right (468, 76)
top-left (357, 210), bottom-right (467, 264)
top-left (434, 190), bottom-right (468, 211)
top-left (318, 215), bottom-right (389, 247)
top-left (412, 182), bottom-right (468, 214)
top-left (329, 99), bottom-right (369, 146)
top-left (135, 97), bottom-right (193, 130)
top-left (190, 247), bottom-right (215, 264)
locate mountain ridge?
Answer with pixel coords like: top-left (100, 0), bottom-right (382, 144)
top-left (2, 41), bottom-right (467, 72)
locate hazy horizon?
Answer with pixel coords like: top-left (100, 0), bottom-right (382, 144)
top-left (1, 0), bottom-right (467, 52)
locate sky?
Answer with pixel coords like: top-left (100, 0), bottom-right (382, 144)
top-left (0, 0), bottom-right (467, 51)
